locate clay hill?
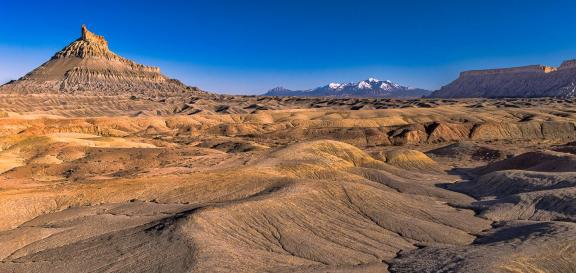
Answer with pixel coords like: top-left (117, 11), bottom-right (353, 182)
top-left (0, 25), bottom-right (575, 273)
top-left (0, 25), bottom-right (202, 96)
top-left (431, 61), bottom-right (576, 98)
top-left (0, 101), bottom-right (575, 273)
top-left (264, 78), bottom-right (431, 98)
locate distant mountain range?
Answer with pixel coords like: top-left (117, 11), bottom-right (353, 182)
top-left (263, 78), bottom-right (431, 98)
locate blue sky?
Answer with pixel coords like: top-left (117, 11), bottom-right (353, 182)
top-left (1, 0), bottom-right (575, 94)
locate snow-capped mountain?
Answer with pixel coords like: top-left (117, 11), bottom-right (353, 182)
top-left (263, 78), bottom-right (431, 98)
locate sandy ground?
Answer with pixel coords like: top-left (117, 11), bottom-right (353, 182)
top-left (0, 95), bottom-right (575, 272)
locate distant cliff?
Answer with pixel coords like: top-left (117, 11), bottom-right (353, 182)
top-left (430, 61), bottom-right (576, 98)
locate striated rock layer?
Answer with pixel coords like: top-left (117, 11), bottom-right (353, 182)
top-left (431, 61), bottom-right (576, 98)
top-left (0, 25), bottom-right (202, 96)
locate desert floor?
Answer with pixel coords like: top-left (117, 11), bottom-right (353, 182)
top-left (0, 95), bottom-right (575, 272)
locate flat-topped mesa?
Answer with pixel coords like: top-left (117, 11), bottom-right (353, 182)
top-left (431, 59), bottom-right (576, 98)
top-left (559, 59), bottom-right (576, 70)
top-left (460, 65), bottom-right (557, 77)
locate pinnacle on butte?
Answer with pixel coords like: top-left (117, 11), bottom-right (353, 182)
top-left (1, 25), bottom-right (201, 96)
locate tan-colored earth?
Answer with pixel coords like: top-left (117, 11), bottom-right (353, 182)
top-left (0, 94), bottom-right (574, 273)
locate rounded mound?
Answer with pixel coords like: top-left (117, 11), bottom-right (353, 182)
top-left (478, 150), bottom-right (576, 174)
top-left (379, 149), bottom-right (441, 172)
top-left (450, 170), bottom-right (576, 198)
top-left (270, 140), bottom-right (380, 168)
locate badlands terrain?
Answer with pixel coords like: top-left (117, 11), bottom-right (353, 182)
top-left (0, 26), bottom-right (575, 273)
top-left (0, 95), bottom-right (574, 273)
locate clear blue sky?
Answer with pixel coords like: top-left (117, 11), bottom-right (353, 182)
top-left (1, 0), bottom-right (575, 94)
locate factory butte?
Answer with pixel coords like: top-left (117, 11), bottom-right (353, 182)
top-left (1, 25), bottom-right (200, 96)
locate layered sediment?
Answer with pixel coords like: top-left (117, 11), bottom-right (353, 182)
top-left (0, 25), bottom-right (201, 96)
top-left (431, 62), bottom-right (576, 98)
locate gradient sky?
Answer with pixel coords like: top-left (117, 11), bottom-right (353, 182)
top-left (1, 0), bottom-right (575, 94)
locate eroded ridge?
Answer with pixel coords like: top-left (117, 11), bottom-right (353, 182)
top-left (0, 102), bottom-right (574, 272)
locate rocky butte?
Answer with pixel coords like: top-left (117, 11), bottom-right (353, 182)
top-left (430, 61), bottom-right (576, 98)
top-left (0, 25), bottom-right (201, 96)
